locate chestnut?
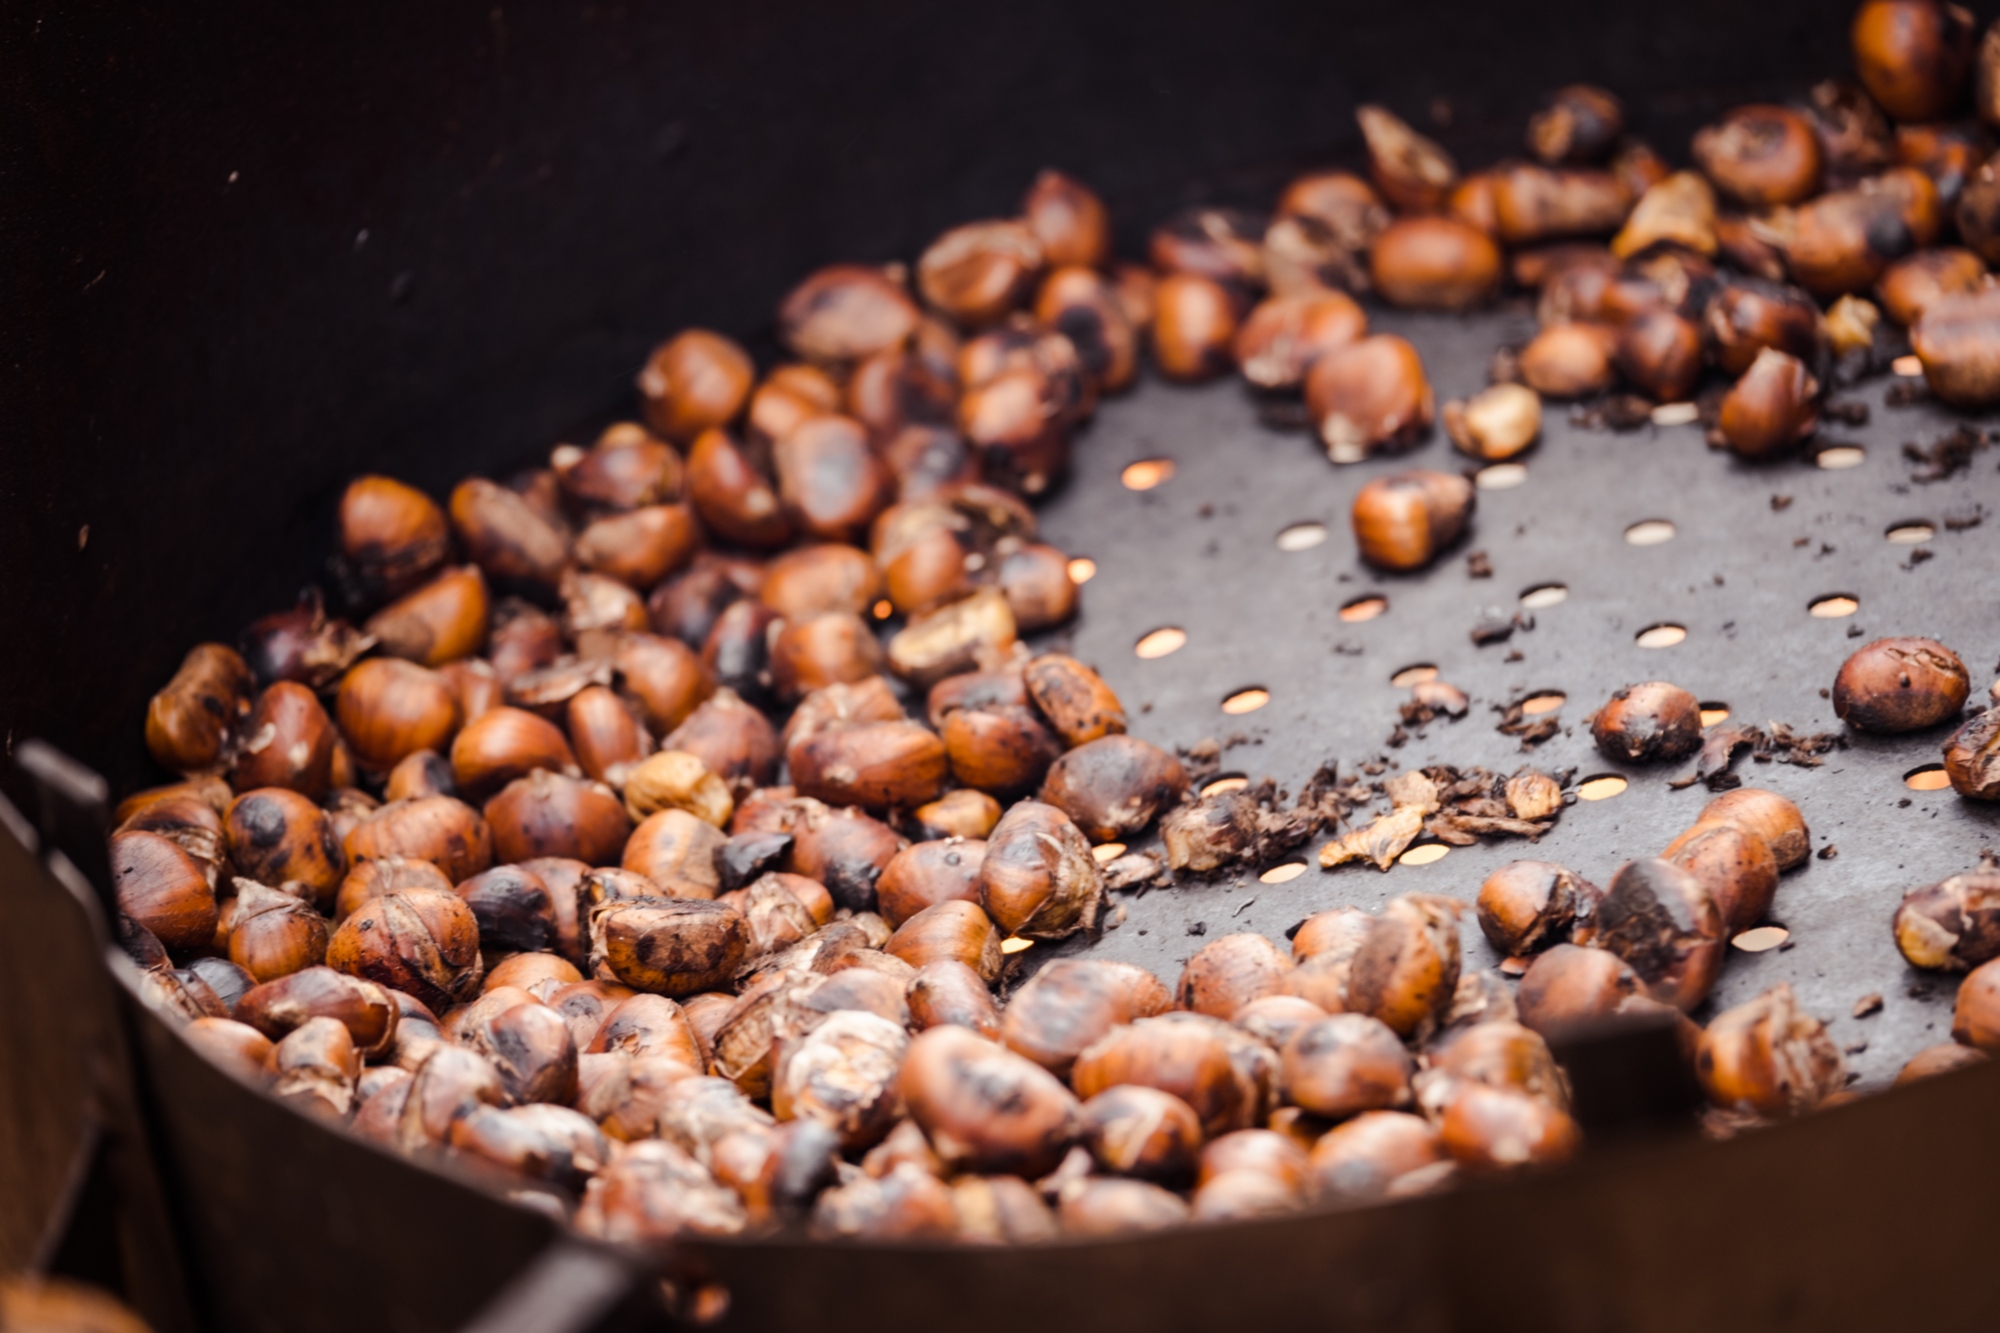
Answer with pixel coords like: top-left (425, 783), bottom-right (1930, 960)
top-left (110, 830), bottom-right (219, 956)
top-left (1356, 104), bottom-right (1458, 213)
top-left (1442, 383), bottom-right (1541, 461)
top-left (1057, 1178), bottom-right (1190, 1236)
top-left (1447, 172), bottom-right (1501, 235)
top-left (484, 770), bottom-right (630, 867)
top-left (230, 681), bottom-right (340, 800)
top-left (1614, 308), bottom-right (1703, 402)
top-left (1955, 957), bottom-right (2000, 1051)
top-left (336, 658), bottom-right (462, 772)
top-left (1149, 272), bottom-right (1238, 382)
top-left (1072, 1014), bottom-right (1253, 1137)
top-left (884, 900), bottom-right (1004, 982)
top-left (1002, 958), bottom-right (1172, 1079)
top-left (1514, 943), bottom-right (1643, 1039)
top-left (1309, 1110), bottom-right (1445, 1201)
top-left (560, 568), bottom-right (650, 641)
top-left (847, 346), bottom-right (959, 449)
top-left (1148, 207), bottom-right (1267, 288)
top-left (885, 587), bottom-right (1019, 688)
top-left (224, 787), bottom-right (345, 909)
top-left (1785, 171), bottom-right (1941, 298)
top-left (638, 330), bottom-right (754, 443)
top-left (327, 888), bottom-right (484, 1013)
top-left (918, 220), bottom-right (1044, 328)
top-left (1517, 321), bottom-right (1618, 398)
top-left (1833, 636), bottom-right (1970, 732)
top-left (590, 897), bottom-right (746, 997)
top-left (578, 1139), bottom-right (749, 1242)
top-left (899, 1025), bottom-right (1079, 1177)
top-left (907, 959), bottom-right (1002, 1039)
top-left (935, 706), bottom-right (1057, 801)
top-left (1704, 279), bottom-right (1824, 375)
top-left (117, 790), bottom-right (227, 888)
top-left (1692, 105), bottom-right (1824, 207)
top-left (1477, 861), bottom-right (1596, 958)
top-left (977, 800), bottom-right (1101, 941)
top-left (445, 706), bottom-right (575, 805)
top-left (912, 789), bottom-right (1004, 842)
top-left (1851, 0), bottom-right (1974, 122)
top-left (271, 1016), bottom-right (361, 1121)
top-left (552, 422), bottom-right (685, 514)
top-left (456, 996), bottom-right (578, 1107)
top-left (1590, 681), bottom-right (1703, 763)
top-left (225, 879), bottom-right (328, 982)
top-left (1893, 864), bottom-right (2000, 970)
top-left (1023, 169), bottom-right (1111, 270)
top-left (1528, 85), bottom-right (1625, 165)
top-left (1489, 165), bottom-right (1632, 247)
top-left (1277, 170), bottom-right (1390, 252)
top-left (623, 750), bottom-right (735, 830)
top-left (1663, 822), bottom-right (1779, 937)
top-left (876, 839), bottom-right (985, 929)
top-left (1369, 217), bottom-right (1502, 310)
top-left (949, 1174), bottom-right (1059, 1244)
top-left (1022, 653), bottom-right (1126, 748)
top-left (618, 807), bottom-right (725, 896)
top-left (1718, 348), bottom-right (1821, 459)
top-left (485, 952), bottom-right (583, 996)
top-left (1078, 1085), bottom-right (1203, 1185)
top-left (1177, 933), bottom-right (1294, 1020)
top-left (808, 1162), bottom-right (955, 1241)
top-left (1612, 172), bottom-right (1717, 259)
top-left (1437, 1084), bottom-right (1581, 1172)
top-left (786, 678), bottom-right (907, 755)
top-left (683, 427), bottom-right (791, 550)
top-left (1896, 1042), bottom-right (1987, 1084)
top-left (334, 475), bottom-right (451, 605)
top-left (1580, 859), bottom-right (1723, 1012)
top-left (770, 1009), bottom-right (910, 1150)
top-left (1232, 291), bottom-right (1368, 391)
top-left (232, 966), bottom-right (401, 1060)
top-left (1347, 895), bottom-right (1462, 1040)
top-left (1037, 734), bottom-right (1188, 843)
top-left (772, 415), bottom-right (892, 544)
top-left (787, 804), bottom-right (904, 913)
top-left (344, 794), bottom-right (492, 886)
top-left (337, 860), bottom-right (450, 938)
top-left (365, 566), bottom-right (490, 669)
top-left (778, 264), bottom-right (920, 366)
top-left (769, 612), bottom-right (883, 705)
top-left (146, 643), bottom-right (255, 776)
top-left (184, 1017), bottom-right (277, 1086)
top-left (1307, 335), bottom-right (1435, 463)
top-left (573, 505), bottom-right (700, 592)
top-left (789, 720), bottom-right (949, 813)
top-left (1912, 285), bottom-right (2000, 406)
top-left (448, 477), bottom-right (571, 592)
top-left (1944, 707), bottom-right (2000, 800)
top-left (1280, 1014), bottom-right (1413, 1118)
top-left (1350, 469), bottom-right (1474, 571)
top-left (1877, 247), bottom-right (1988, 327)
top-left (1696, 982), bottom-right (1846, 1117)
top-left (1034, 267), bottom-right (1138, 395)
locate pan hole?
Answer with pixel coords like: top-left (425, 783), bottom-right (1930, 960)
top-left (1202, 774), bottom-right (1249, 797)
top-left (1475, 463), bottom-right (1527, 490)
top-left (871, 599), bottom-right (894, 620)
top-left (1731, 925), bottom-right (1790, 953)
top-left (1885, 521), bottom-right (1935, 544)
top-left (1390, 663), bottom-right (1438, 688)
top-left (1276, 522), bottom-right (1328, 552)
top-left (1000, 936), bottom-right (1035, 954)
top-left (1809, 594), bottom-right (1859, 618)
top-left (1091, 842), bottom-right (1127, 862)
top-left (1815, 445), bottom-right (1865, 470)
top-left (1891, 354), bottom-right (1923, 376)
top-left (1121, 458), bottom-right (1176, 491)
top-left (1651, 402), bottom-right (1700, 427)
top-left (1222, 687), bottom-right (1270, 715)
top-left (1576, 774), bottom-right (1628, 801)
top-left (1905, 764), bottom-right (1951, 791)
top-left (1259, 862), bottom-right (1308, 884)
top-left (1699, 702), bottom-right (1731, 727)
top-left (1520, 583), bottom-right (1568, 609)
top-left (1624, 519), bottom-right (1676, 547)
top-left (1339, 594), bottom-right (1388, 623)
top-left (1635, 622), bottom-right (1687, 649)
top-left (1067, 556), bottom-right (1097, 583)
top-left (1520, 691), bottom-right (1566, 716)
top-left (1135, 627), bottom-right (1187, 659)
top-left (1399, 843), bottom-right (1450, 866)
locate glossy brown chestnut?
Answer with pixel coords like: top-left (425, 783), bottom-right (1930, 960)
top-left (1072, 1014), bottom-right (1254, 1138)
top-left (230, 681), bottom-right (339, 800)
top-left (1784, 170), bottom-right (1941, 298)
top-left (551, 422), bottom-right (685, 515)
top-left (897, 1026), bottom-right (1079, 1178)
top-left (1697, 982), bottom-right (1846, 1117)
top-left (940, 706), bottom-right (1061, 800)
top-left (449, 477), bottom-right (571, 592)
top-left (678, 430), bottom-right (785, 552)
top-left (1489, 165), bottom-right (1632, 246)
top-left (885, 588), bottom-right (1019, 688)
top-left (1149, 273), bottom-right (1239, 382)
top-left (638, 330), bottom-right (754, 443)
top-left (1893, 865), bottom-right (2000, 970)
top-left (884, 899), bottom-right (1004, 983)
top-left (772, 415), bottom-right (892, 544)
top-left (912, 790), bottom-right (1003, 843)
top-left (1280, 1014), bottom-right (1413, 1118)
top-left (1350, 469), bottom-right (1474, 571)
top-left (1514, 943), bottom-right (1644, 1038)
top-left (1369, 217), bottom-right (1502, 310)
top-left (778, 265), bottom-right (921, 365)
top-left (1517, 321), bottom-right (1618, 398)
top-left (1346, 895), bottom-right (1463, 1040)
top-left (1476, 861), bottom-right (1596, 958)
top-left (1528, 85), bottom-right (1625, 165)
top-left (788, 720), bottom-right (949, 813)
top-left (1037, 734), bottom-right (1189, 844)
top-left (343, 794), bottom-right (492, 886)
top-left (484, 770), bottom-right (630, 867)
top-left (590, 897), bottom-right (747, 998)
top-left (977, 800), bottom-right (1102, 941)
top-left (1307, 335), bottom-right (1435, 463)
top-left (1944, 707), bottom-right (2000, 800)
top-left (446, 706), bottom-right (576, 804)
top-left (906, 959), bottom-right (1002, 1039)
top-left (1877, 247), bottom-right (1988, 327)
top-left (1591, 682), bottom-right (1703, 763)
top-left (917, 220), bottom-right (1044, 328)
top-left (365, 565), bottom-right (490, 669)
top-left (1717, 348), bottom-right (1822, 460)
top-left (1309, 1110), bottom-right (1445, 1201)
top-left (461, 999), bottom-right (579, 1106)
top-left (1896, 1041), bottom-right (1988, 1084)
top-left (224, 788), bottom-right (345, 909)
top-left (1022, 170), bottom-right (1111, 269)
top-left (1953, 957), bottom-right (2000, 1051)
top-left (326, 888), bottom-right (483, 1013)
top-left (335, 658), bottom-right (462, 773)
top-left (1614, 308), bottom-right (1703, 402)
top-left (1912, 285), bottom-right (2000, 406)
top-left (1851, 0), bottom-right (1975, 122)
top-left (270, 1016), bottom-right (361, 1121)
top-left (110, 831), bottom-right (219, 956)
top-left (225, 879), bottom-right (328, 982)
top-left (335, 475), bottom-right (452, 605)
top-left (1001, 958), bottom-right (1172, 1079)
top-left (1692, 105), bottom-right (1824, 207)
top-left (769, 613), bottom-right (884, 706)
top-left (146, 643), bottom-right (255, 776)
top-left (1833, 636), bottom-right (1970, 732)
top-left (1177, 933), bottom-right (1294, 1020)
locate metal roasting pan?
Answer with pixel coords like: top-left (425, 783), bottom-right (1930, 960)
top-left (3, 2), bottom-right (1998, 1330)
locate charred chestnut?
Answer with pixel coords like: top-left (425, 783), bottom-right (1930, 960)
top-left (1697, 982), bottom-right (1846, 1117)
top-left (1833, 636), bottom-right (1970, 732)
top-left (1591, 681), bottom-right (1703, 763)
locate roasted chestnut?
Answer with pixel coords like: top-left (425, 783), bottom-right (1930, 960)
top-left (1442, 383), bottom-right (1541, 460)
top-left (1591, 681), bottom-right (1702, 763)
top-left (343, 794), bottom-right (493, 885)
top-left (1150, 273), bottom-right (1239, 382)
top-left (146, 643), bottom-right (255, 776)
top-left (1369, 217), bottom-right (1502, 310)
top-left (1476, 861), bottom-right (1595, 957)
top-left (1893, 864), bottom-right (2000, 970)
top-left (778, 265), bottom-right (921, 366)
top-left (638, 330), bottom-right (754, 443)
top-left (1696, 982), bottom-right (1846, 1117)
top-left (1001, 958), bottom-right (1171, 1078)
top-left (1850, 0), bottom-right (1974, 122)
top-left (1692, 105), bottom-right (1824, 207)
top-left (485, 770), bottom-right (630, 867)
top-left (1912, 286), bottom-right (2000, 406)
top-left (899, 1026), bottom-right (1079, 1177)
top-left (1517, 321), bottom-right (1618, 398)
top-left (1832, 636), bottom-right (1970, 732)
top-left (1078, 1085), bottom-right (1203, 1184)
top-left (1350, 469), bottom-right (1474, 571)
top-left (1038, 734), bottom-right (1188, 842)
top-left (334, 475), bottom-right (452, 605)
top-left (1718, 348), bottom-right (1821, 459)
top-left (918, 220), bottom-right (1044, 328)
top-left (1177, 933), bottom-right (1294, 1020)
top-left (449, 478), bottom-right (571, 593)
top-left (1579, 859), bottom-right (1722, 1012)
top-left (1356, 104), bottom-right (1457, 213)
top-left (977, 800), bottom-right (1102, 941)
top-left (1944, 707), bottom-right (2000, 799)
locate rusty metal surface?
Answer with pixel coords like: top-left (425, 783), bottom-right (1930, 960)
top-left (1032, 309), bottom-right (1998, 1090)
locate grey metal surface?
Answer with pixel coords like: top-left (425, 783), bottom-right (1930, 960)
top-left (1034, 303), bottom-right (1999, 1091)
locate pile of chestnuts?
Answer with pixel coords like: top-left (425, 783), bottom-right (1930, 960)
top-left (105, 0), bottom-right (2000, 1253)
